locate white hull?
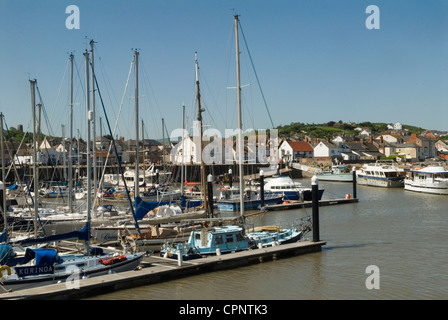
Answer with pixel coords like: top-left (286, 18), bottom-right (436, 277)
top-left (404, 165), bottom-right (448, 195)
top-left (317, 174), bottom-right (353, 182)
top-left (356, 161), bottom-right (405, 188)
top-left (404, 183), bottom-right (448, 195)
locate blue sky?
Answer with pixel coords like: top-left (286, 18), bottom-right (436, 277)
top-left (1, 0), bottom-right (448, 141)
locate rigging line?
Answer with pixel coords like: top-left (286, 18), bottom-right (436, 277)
top-left (95, 57), bottom-right (134, 198)
top-left (92, 57), bottom-right (142, 237)
top-left (3, 119), bottom-right (46, 234)
top-left (35, 82), bottom-right (55, 138)
top-left (238, 20), bottom-right (275, 129)
top-left (51, 58), bottom-right (70, 130)
top-left (138, 57), bottom-right (163, 136)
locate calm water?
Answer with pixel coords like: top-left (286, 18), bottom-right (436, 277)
top-left (86, 179), bottom-right (448, 300)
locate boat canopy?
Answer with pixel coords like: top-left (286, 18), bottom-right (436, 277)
top-left (134, 197), bottom-right (175, 221)
top-left (26, 248), bottom-right (58, 266)
top-left (18, 222), bottom-right (90, 246)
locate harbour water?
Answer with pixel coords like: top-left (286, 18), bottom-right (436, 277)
top-left (86, 178), bottom-right (448, 300)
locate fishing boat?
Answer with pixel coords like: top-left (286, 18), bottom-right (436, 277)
top-left (263, 175), bottom-right (324, 201)
top-left (160, 225), bottom-right (254, 260)
top-left (316, 164), bottom-right (353, 182)
top-left (404, 165), bottom-right (448, 195)
top-left (356, 161), bottom-right (405, 188)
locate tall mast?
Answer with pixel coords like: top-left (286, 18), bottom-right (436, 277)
top-left (195, 52), bottom-right (207, 214)
top-left (235, 15), bottom-right (244, 217)
top-left (134, 49), bottom-right (140, 198)
top-left (90, 40), bottom-right (98, 201)
top-left (30, 79), bottom-right (39, 235)
top-left (68, 53), bottom-right (74, 212)
top-left (181, 104), bottom-right (185, 196)
top-left (84, 50), bottom-right (91, 253)
top-left (0, 113), bottom-right (6, 230)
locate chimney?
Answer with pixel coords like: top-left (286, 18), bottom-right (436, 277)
top-left (369, 135), bottom-right (373, 143)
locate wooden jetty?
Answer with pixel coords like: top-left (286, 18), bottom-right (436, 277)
top-left (261, 197), bottom-right (359, 212)
top-left (0, 240), bottom-right (325, 300)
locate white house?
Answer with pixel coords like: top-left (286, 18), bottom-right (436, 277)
top-left (313, 141), bottom-right (351, 158)
top-left (279, 140), bottom-right (314, 163)
top-left (170, 133), bottom-right (199, 164)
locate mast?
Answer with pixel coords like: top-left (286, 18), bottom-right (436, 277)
top-left (181, 104), bottom-right (185, 196)
top-left (1, 113), bottom-right (6, 229)
top-left (30, 79), bottom-right (39, 236)
top-left (235, 15), bottom-right (245, 216)
top-left (90, 40), bottom-right (98, 202)
top-left (134, 49), bottom-right (140, 198)
top-left (84, 50), bottom-right (91, 253)
top-left (68, 53), bottom-right (74, 212)
top-left (195, 52), bottom-right (207, 214)
top-left (142, 119), bottom-right (145, 182)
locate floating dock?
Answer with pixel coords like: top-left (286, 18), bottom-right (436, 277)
top-left (263, 197), bottom-right (358, 211)
top-left (0, 240), bottom-right (325, 300)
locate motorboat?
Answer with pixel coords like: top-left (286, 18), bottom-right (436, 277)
top-left (263, 175), bottom-right (324, 201)
top-left (356, 161), bottom-right (405, 188)
top-left (404, 165), bottom-right (448, 195)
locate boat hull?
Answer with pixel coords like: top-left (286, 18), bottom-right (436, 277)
top-left (316, 173), bottom-right (353, 182)
top-left (0, 253), bottom-right (143, 293)
top-left (404, 181), bottom-right (448, 195)
top-left (217, 196), bottom-right (283, 212)
top-left (356, 175), bottom-right (404, 188)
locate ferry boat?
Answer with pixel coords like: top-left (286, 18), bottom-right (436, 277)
top-left (263, 175), bottom-right (324, 201)
top-left (404, 165), bottom-right (448, 195)
top-left (316, 165), bottom-right (353, 182)
top-left (355, 161), bottom-right (405, 188)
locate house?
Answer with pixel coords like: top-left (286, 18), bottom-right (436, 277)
top-left (170, 133), bottom-right (199, 164)
top-left (279, 140), bottom-right (314, 163)
top-left (393, 143), bottom-right (421, 161)
top-left (313, 140), bottom-right (351, 159)
top-left (345, 139), bottom-right (384, 160)
top-left (376, 133), bottom-right (403, 144)
top-left (405, 133), bottom-right (437, 159)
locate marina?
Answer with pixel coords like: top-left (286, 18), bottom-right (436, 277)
top-left (84, 180), bottom-right (448, 300)
top-left (0, 2), bottom-right (447, 304)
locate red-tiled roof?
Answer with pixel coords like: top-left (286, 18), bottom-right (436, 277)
top-left (287, 141), bottom-right (314, 152)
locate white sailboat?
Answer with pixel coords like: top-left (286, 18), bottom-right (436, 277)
top-left (0, 54), bottom-right (144, 293)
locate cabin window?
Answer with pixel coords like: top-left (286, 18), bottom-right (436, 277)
top-left (226, 234), bottom-right (234, 243)
top-left (236, 232), bottom-right (244, 242)
top-left (215, 235), bottom-right (223, 245)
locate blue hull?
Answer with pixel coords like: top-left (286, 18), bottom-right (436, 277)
top-left (217, 196), bottom-right (283, 212)
top-left (270, 189), bottom-right (324, 201)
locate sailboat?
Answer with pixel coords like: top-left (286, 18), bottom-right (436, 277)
top-left (90, 51), bottom-right (207, 251)
top-left (0, 55), bottom-right (144, 293)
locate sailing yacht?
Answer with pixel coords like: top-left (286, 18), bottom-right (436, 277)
top-left (0, 72), bottom-right (144, 293)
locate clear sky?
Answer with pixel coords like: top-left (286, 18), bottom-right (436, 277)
top-left (1, 0), bottom-right (448, 142)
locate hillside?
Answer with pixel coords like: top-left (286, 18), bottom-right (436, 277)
top-left (276, 121), bottom-right (426, 139)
